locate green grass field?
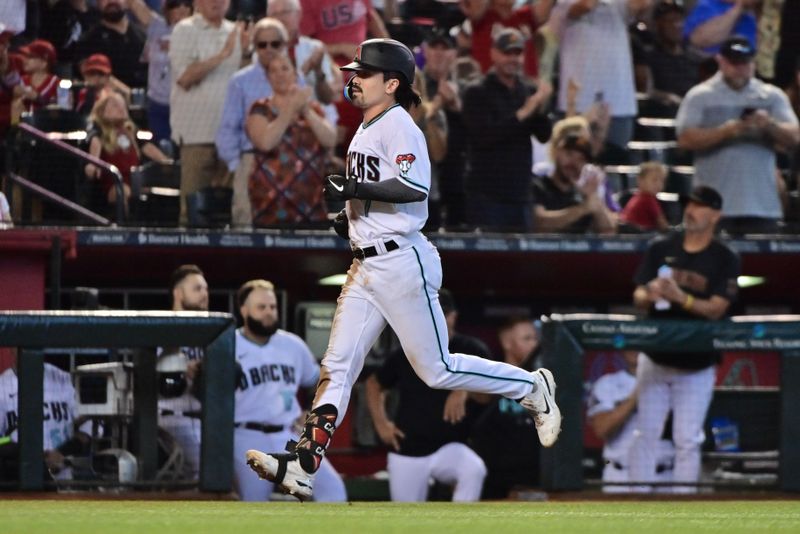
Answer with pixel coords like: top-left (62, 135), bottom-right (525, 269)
top-left (3, 500), bottom-right (800, 534)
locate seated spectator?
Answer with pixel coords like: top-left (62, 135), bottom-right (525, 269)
top-left (84, 92), bottom-right (171, 211)
top-left (20, 39), bottom-right (60, 112)
top-left (676, 36), bottom-right (800, 235)
top-left (76, 53), bottom-right (131, 116)
top-left (470, 317), bottom-right (541, 499)
top-left (75, 0), bottom-right (147, 88)
top-left (129, 0), bottom-right (194, 145)
top-left (40, 0), bottom-right (100, 75)
top-left (0, 190), bottom-right (12, 227)
top-left (620, 161), bottom-right (670, 233)
top-left (633, 0), bottom-right (703, 115)
top-left (550, 0), bottom-right (649, 150)
top-left (684, 0), bottom-right (757, 55)
top-left (587, 350), bottom-right (674, 493)
top-left (245, 54), bottom-right (336, 226)
top-left (460, 0), bottom-right (556, 79)
top-left (532, 129), bottom-right (617, 234)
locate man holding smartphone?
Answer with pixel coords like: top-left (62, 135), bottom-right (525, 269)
top-left (676, 35), bottom-right (799, 235)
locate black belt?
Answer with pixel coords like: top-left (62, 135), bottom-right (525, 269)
top-left (235, 422), bottom-right (284, 434)
top-left (160, 409), bottom-right (201, 419)
top-left (352, 239), bottom-right (398, 260)
top-left (611, 461), bottom-right (673, 474)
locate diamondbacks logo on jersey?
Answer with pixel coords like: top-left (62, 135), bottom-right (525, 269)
top-left (395, 153), bottom-right (416, 178)
top-left (347, 151), bottom-right (380, 181)
top-left (237, 363), bottom-right (297, 391)
top-left (5, 401), bottom-right (72, 430)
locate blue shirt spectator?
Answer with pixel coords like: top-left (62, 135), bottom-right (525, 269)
top-left (683, 0), bottom-right (757, 55)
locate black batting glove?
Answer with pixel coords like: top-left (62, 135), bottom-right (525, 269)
top-left (324, 174), bottom-right (358, 201)
top-left (332, 209), bottom-right (349, 240)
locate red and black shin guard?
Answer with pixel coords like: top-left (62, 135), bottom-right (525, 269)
top-left (291, 404), bottom-right (338, 474)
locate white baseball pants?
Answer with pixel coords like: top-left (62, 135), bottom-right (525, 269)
top-left (628, 354), bottom-right (715, 493)
top-left (159, 414), bottom-right (202, 479)
top-left (315, 234), bottom-right (536, 426)
top-left (232, 427), bottom-right (347, 502)
top-left (387, 442), bottom-right (487, 502)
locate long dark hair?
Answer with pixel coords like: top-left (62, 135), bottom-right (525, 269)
top-left (384, 71), bottom-right (422, 110)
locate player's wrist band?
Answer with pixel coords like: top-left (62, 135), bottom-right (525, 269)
top-left (683, 294), bottom-right (695, 311)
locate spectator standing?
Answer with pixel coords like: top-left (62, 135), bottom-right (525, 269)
top-left (75, 0), bottom-right (147, 88)
top-left (365, 289), bottom-right (489, 502)
top-left (587, 350), bottom-right (674, 492)
top-left (550, 0), bottom-right (651, 150)
top-left (683, 0), bottom-right (757, 54)
top-left (629, 185), bottom-right (740, 493)
top-left (620, 161), bottom-right (670, 232)
top-left (169, 0), bottom-right (250, 225)
top-left (299, 0), bottom-right (389, 149)
top-left (19, 39), bottom-right (60, 112)
top-left (267, 0), bottom-right (343, 105)
top-left (129, 0), bottom-right (194, 145)
top-left (462, 28), bottom-right (552, 232)
top-left (633, 0), bottom-right (703, 114)
top-left (232, 279), bottom-right (346, 502)
top-left (245, 54), bottom-right (336, 226)
top-left (215, 17), bottom-right (292, 228)
top-left (676, 36), bottom-right (800, 235)
top-left (421, 28), bottom-right (468, 229)
top-left (0, 29), bottom-right (23, 140)
top-left (460, 0), bottom-right (555, 79)
top-left (532, 127), bottom-right (617, 234)
top-left (40, 0), bottom-right (99, 74)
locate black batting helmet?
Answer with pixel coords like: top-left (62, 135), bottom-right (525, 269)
top-left (341, 38), bottom-right (416, 85)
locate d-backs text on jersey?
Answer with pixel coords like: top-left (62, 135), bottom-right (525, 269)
top-left (237, 363), bottom-right (297, 391)
top-left (347, 151), bottom-right (380, 182)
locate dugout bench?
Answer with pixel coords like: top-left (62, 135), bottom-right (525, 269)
top-left (0, 311), bottom-right (236, 491)
top-left (539, 314), bottom-right (800, 493)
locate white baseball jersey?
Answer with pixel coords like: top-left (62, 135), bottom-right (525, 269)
top-left (587, 369), bottom-right (673, 466)
top-left (0, 364), bottom-right (77, 451)
top-left (235, 329), bottom-right (320, 427)
top-left (345, 104), bottom-right (431, 244)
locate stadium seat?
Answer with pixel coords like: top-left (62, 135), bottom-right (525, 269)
top-left (130, 161), bottom-right (181, 227)
top-left (186, 186), bottom-right (232, 228)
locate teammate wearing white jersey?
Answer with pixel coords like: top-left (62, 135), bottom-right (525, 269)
top-left (157, 264), bottom-right (208, 479)
top-left (587, 351), bottom-right (674, 493)
top-left (246, 38), bottom-right (562, 501)
top-left (0, 355), bottom-right (86, 480)
top-left (234, 279), bottom-right (346, 502)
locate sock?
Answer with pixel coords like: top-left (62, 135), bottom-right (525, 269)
top-left (295, 404), bottom-right (338, 473)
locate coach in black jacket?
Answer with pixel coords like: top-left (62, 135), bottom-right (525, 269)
top-left (462, 28), bottom-right (552, 232)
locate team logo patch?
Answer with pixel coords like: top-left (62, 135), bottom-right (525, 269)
top-left (354, 45), bottom-right (362, 61)
top-left (395, 153), bottom-right (416, 178)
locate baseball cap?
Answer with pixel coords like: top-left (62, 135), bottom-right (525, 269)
top-left (652, 0), bottom-right (684, 19)
top-left (439, 288), bottom-right (457, 315)
top-left (493, 28), bottom-right (525, 53)
top-left (719, 35), bottom-right (755, 64)
top-left (20, 39), bottom-right (57, 67)
top-left (425, 27), bottom-right (455, 48)
top-left (81, 53), bottom-right (112, 75)
top-left (683, 185), bottom-right (723, 210)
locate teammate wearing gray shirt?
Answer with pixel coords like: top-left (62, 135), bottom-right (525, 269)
top-left (676, 36), bottom-right (799, 235)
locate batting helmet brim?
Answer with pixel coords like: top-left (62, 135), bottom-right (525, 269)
top-left (340, 60), bottom-right (380, 73)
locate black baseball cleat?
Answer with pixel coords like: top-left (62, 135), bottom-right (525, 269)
top-left (246, 449), bottom-right (315, 502)
top-left (519, 368), bottom-right (562, 447)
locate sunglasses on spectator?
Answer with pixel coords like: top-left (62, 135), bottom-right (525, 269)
top-left (256, 40), bottom-right (284, 50)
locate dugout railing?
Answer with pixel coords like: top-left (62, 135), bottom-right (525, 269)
top-left (0, 311), bottom-right (235, 491)
top-left (539, 313), bottom-right (800, 493)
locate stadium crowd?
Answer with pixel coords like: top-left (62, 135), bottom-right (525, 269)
top-left (0, 0), bottom-right (797, 233)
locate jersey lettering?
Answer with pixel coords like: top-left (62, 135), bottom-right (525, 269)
top-left (238, 364), bottom-right (297, 391)
top-left (347, 151), bottom-right (380, 182)
top-left (321, 4), bottom-right (354, 28)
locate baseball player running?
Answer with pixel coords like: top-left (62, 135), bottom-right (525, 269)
top-left (246, 38), bottom-right (561, 501)
top-left (234, 280), bottom-right (346, 502)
